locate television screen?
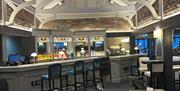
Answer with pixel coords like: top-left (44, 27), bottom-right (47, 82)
top-left (8, 54), bottom-right (21, 63)
top-left (54, 42), bottom-right (65, 50)
top-left (38, 43), bottom-right (46, 54)
top-left (93, 41), bottom-right (104, 51)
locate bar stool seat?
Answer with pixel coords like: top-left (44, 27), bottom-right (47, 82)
top-left (138, 57), bottom-right (149, 75)
top-left (41, 74), bottom-right (49, 80)
top-left (41, 69), bottom-right (73, 80)
top-left (144, 71), bottom-right (151, 77)
top-left (139, 68), bottom-right (148, 72)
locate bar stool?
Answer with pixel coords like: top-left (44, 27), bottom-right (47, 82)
top-left (85, 57), bottom-right (111, 89)
top-left (99, 59), bottom-right (112, 85)
top-left (138, 57), bottom-right (149, 75)
top-left (0, 79), bottom-right (8, 91)
top-left (66, 61), bottom-right (86, 91)
top-left (41, 64), bottom-right (63, 91)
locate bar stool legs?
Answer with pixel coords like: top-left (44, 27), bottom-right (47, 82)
top-left (83, 71), bottom-right (87, 91)
top-left (41, 79), bottom-right (43, 91)
top-left (65, 61), bottom-right (86, 91)
top-left (100, 73), bottom-right (104, 88)
top-left (65, 75), bottom-right (68, 91)
top-left (74, 73), bottom-right (77, 91)
top-left (179, 73), bottom-right (180, 91)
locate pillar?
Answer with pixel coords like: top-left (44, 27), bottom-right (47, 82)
top-left (130, 34), bottom-right (135, 54)
top-left (163, 27), bottom-right (174, 91)
top-left (2, 35), bottom-right (7, 62)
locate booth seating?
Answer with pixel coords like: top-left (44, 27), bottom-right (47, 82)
top-left (138, 57), bottom-right (149, 75)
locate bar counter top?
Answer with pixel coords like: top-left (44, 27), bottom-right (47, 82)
top-left (109, 53), bottom-right (147, 59)
top-left (0, 54), bottom-right (147, 72)
top-left (0, 56), bottom-right (103, 72)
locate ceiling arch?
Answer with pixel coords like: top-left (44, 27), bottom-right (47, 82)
top-left (41, 17), bottom-right (132, 32)
top-left (1, 0), bottom-right (179, 31)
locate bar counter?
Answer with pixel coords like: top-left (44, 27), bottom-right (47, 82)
top-left (0, 56), bottom-right (105, 91)
top-left (0, 57), bottom-right (102, 72)
top-left (109, 53), bottom-right (147, 82)
top-left (0, 54), bottom-right (146, 91)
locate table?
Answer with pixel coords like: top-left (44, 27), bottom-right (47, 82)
top-left (173, 65), bottom-right (180, 71)
top-left (141, 60), bottom-right (164, 64)
top-left (141, 60), bottom-right (164, 88)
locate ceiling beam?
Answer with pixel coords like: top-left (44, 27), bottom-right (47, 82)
top-left (5, 0), bottom-right (35, 14)
top-left (7, 0), bottom-right (35, 25)
top-left (137, 0), bottom-right (160, 19)
top-left (36, 5), bottom-right (135, 14)
top-left (4, 0), bottom-right (16, 9)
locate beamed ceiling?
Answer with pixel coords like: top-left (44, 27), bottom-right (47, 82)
top-left (0, 0), bottom-right (180, 32)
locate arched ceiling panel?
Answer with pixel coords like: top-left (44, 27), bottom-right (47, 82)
top-left (14, 9), bottom-right (34, 28)
top-left (152, 0), bottom-right (159, 16)
top-left (41, 17), bottom-right (132, 32)
top-left (164, 0), bottom-right (180, 16)
top-left (137, 6), bottom-right (152, 24)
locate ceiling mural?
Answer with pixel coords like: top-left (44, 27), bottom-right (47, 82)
top-left (41, 17), bottom-right (132, 32)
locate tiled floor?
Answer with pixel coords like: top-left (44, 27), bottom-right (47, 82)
top-left (79, 79), bottom-right (130, 91)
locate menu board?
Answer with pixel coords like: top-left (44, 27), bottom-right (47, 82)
top-left (90, 36), bottom-right (104, 41)
top-left (37, 37), bottom-right (50, 43)
top-left (74, 37), bottom-right (88, 42)
top-left (54, 37), bottom-right (72, 42)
